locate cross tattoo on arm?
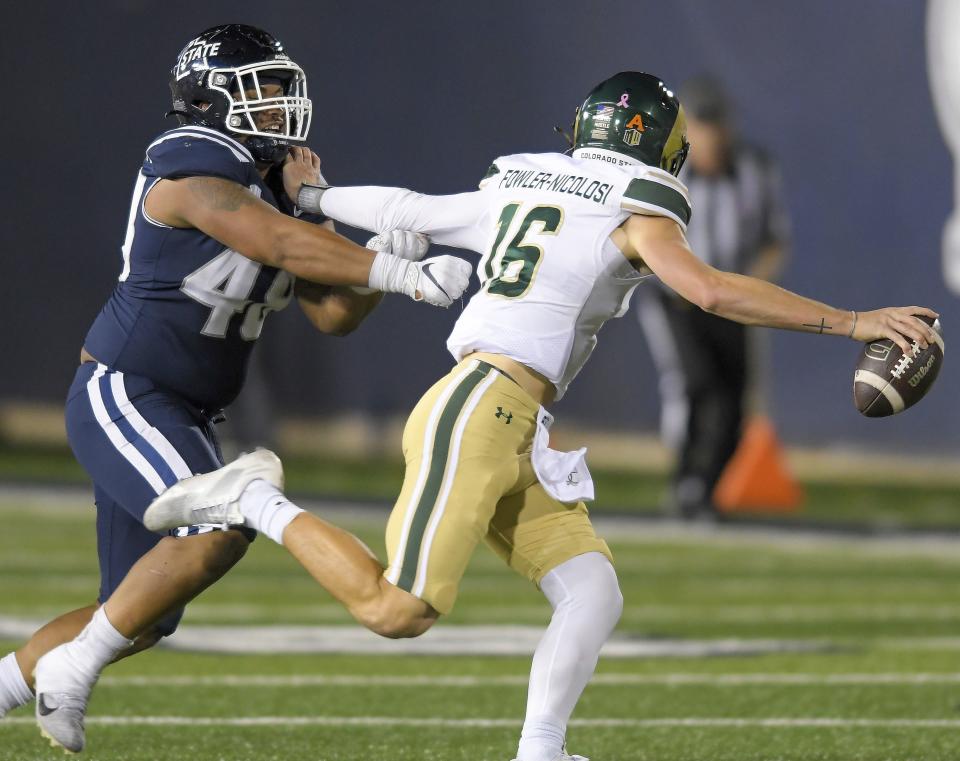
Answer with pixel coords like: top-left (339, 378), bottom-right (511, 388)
top-left (802, 318), bottom-right (834, 334)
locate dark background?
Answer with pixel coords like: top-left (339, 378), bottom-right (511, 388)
top-left (1, 0), bottom-right (954, 451)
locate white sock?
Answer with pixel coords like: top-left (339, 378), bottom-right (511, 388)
top-left (0, 652), bottom-right (33, 715)
top-left (68, 607), bottom-right (134, 677)
top-left (38, 607), bottom-right (134, 696)
top-left (516, 553), bottom-right (623, 761)
top-left (238, 479), bottom-right (305, 545)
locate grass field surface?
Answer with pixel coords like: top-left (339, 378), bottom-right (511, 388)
top-left (3, 445), bottom-right (960, 528)
top-left (2, 488), bottom-right (960, 759)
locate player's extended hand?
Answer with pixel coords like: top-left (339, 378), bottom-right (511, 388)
top-left (852, 306), bottom-right (939, 354)
top-left (365, 230), bottom-right (430, 261)
top-left (408, 255), bottom-right (471, 307)
top-left (283, 147), bottom-right (326, 203)
top-left (367, 252), bottom-right (471, 307)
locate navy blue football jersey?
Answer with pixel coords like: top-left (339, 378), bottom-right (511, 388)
top-left (85, 125), bottom-right (321, 410)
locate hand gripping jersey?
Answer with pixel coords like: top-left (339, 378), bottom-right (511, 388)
top-left (319, 149), bottom-right (691, 400)
top-left (84, 125), bottom-right (319, 410)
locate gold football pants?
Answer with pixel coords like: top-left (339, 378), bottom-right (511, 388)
top-left (384, 358), bottom-right (612, 614)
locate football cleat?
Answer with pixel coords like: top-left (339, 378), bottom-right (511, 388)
top-left (510, 755), bottom-right (589, 761)
top-left (143, 449), bottom-right (284, 532)
top-left (34, 645), bottom-right (98, 754)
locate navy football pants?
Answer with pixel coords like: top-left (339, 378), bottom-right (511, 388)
top-left (65, 362), bottom-right (241, 636)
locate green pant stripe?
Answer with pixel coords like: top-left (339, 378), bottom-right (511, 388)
top-left (397, 364), bottom-right (492, 592)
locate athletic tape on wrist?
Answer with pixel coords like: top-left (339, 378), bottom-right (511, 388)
top-left (296, 183), bottom-right (328, 213)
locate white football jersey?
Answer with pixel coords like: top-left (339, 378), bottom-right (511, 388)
top-left (447, 150), bottom-right (691, 399)
top-left (320, 148), bottom-right (691, 399)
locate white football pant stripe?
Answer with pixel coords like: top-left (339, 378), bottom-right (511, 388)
top-left (86, 365), bottom-right (192, 494)
top-left (412, 370), bottom-right (498, 598)
top-left (385, 360), bottom-right (480, 587)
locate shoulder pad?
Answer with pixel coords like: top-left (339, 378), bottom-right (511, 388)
top-left (144, 127), bottom-right (254, 185)
top-left (620, 166), bottom-right (692, 229)
top-left (479, 161), bottom-right (503, 189)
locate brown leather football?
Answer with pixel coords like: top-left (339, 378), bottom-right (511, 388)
top-left (853, 316), bottom-right (944, 417)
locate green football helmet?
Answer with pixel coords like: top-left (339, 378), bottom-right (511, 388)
top-left (572, 71), bottom-right (689, 176)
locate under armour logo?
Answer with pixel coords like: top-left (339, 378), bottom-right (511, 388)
top-left (566, 469), bottom-right (579, 485)
top-left (495, 407), bottom-right (513, 424)
top-left (617, 92), bottom-right (630, 108)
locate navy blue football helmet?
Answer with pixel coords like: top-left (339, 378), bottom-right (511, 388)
top-left (169, 24), bottom-right (312, 165)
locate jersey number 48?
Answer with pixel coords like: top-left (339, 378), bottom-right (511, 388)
top-left (181, 249), bottom-right (293, 340)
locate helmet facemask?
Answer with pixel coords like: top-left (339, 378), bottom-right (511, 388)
top-left (209, 60), bottom-right (312, 164)
top-left (659, 106), bottom-right (690, 177)
top-left (212, 61), bottom-right (311, 141)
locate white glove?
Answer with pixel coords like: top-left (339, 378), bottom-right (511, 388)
top-left (351, 231), bottom-right (431, 295)
top-left (368, 252), bottom-right (471, 308)
top-left (365, 230), bottom-right (430, 261)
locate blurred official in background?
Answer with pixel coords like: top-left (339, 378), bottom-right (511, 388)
top-left (637, 75), bottom-right (790, 519)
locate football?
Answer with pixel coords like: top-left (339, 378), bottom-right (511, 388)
top-left (853, 316), bottom-right (944, 417)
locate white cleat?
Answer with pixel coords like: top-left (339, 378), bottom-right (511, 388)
top-left (34, 645), bottom-right (97, 754)
top-left (510, 755), bottom-right (589, 761)
top-left (143, 449), bottom-right (284, 532)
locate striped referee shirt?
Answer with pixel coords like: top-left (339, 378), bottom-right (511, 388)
top-left (680, 143), bottom-right (790, 274)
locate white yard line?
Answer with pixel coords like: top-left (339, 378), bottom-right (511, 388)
top-left (9, 613), bottom-right (960, 657)
top-left (0, 617), bottom-right (827, 657)
top-left (95, 672), bottom-right (960, 688)
top-left (879, 637), bottom-right (960, 651)
top-left (4, 716), bottom-right (960, 729)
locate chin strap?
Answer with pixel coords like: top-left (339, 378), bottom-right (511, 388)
top-left (553, 124), bottom-right (574, 152)
top-left (245, 136), bottom-right (289, 166)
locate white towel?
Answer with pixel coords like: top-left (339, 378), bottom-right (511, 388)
top-left (531, 407), bottom-right (595, 503)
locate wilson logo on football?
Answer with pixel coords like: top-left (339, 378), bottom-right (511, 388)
top-left (908, 354), bottom-right (937, 387)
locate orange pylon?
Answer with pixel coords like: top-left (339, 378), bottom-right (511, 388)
top-left (713, 416), bottom-right (803, 513)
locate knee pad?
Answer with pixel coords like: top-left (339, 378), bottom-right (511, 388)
top-left (541, 552), bottom-right (623, 633)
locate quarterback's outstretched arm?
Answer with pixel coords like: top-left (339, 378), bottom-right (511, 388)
top-left (298, 185), bottom-right (488, 253)
top-left (618, 214), bottom-right (938, 354)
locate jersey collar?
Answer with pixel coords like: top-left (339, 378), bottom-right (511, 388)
top-left (572, 147), bottom-right (642, 168)
top-left (171, 124), bottom-right (256, 163)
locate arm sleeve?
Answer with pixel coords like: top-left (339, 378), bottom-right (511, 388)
top-left (319, 186), bottom-right (488, 251)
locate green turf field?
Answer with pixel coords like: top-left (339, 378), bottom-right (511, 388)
top-left (3, 444), bottom-right (960, 528)
top-left (3, 489), bottom-right (960, 760)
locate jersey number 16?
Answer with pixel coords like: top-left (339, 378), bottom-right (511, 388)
top-left (480, 203), bottom-right (564, 298)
